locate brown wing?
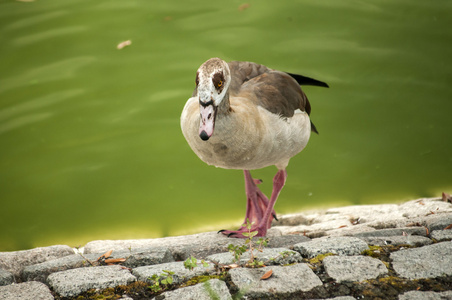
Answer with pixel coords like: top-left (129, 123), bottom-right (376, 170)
top-left (228, 61), bottom-right (318, 132)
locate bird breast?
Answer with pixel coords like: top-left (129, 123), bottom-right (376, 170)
top-left (181, 97), bottom-right (311, 170)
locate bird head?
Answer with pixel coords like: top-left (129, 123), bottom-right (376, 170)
top-left (195, 58), bottom-right (231, 141)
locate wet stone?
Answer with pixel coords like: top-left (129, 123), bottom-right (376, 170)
top-left (0, 281), bottom-right (54, 300)
top-left (323, 255), bottom-right (388, 282)
top-left (47, 265), bottom-right (136, 297)
top-left (294, 236), bottom-right (369, 258)
top-left (391, 241), bottom-right (452, 279)
top-left (229, 263), bottom-right (322, 298)
top-left (155, 279), bottom-right (232, 300)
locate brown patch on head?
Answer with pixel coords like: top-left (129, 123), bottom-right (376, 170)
top-left (195, 71), bottom-right (200, 86)
top-left (212, 72), bottom-right (225, 93)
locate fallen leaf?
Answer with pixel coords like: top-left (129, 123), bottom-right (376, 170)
top-left (424, 226), bottom-right (429, 235)
top-left (117, 40), bottom-right (132, 50)
top-left (98, 250), bottom-right (113, 260)
top-left (444, 224), bottom-right (452, 230)
top-left (226, 264), bottom-right (240, 269)
top-left (338, 225), bottom-right (347, 228)
top-left (260, 269), bottom-right (273, 280)
top-left (105, 258), bottom-right (126, 264)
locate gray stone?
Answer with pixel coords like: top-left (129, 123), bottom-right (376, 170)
top-left (325, 224), bottom-right (377, 237)
top-left (22, 247), bottom-right (173, 283)
top-left (84, 231), bottom-right (286, 261)
top-left (155, 279), bottom-right (232, 300)
top-left (47, 265), bottom-right (136, 297)
top-left (398, 290), bottom-right (452, 300)
top-left (229, 263), bottom-right (322, 297)
top-left (275, 218), bottom-right (352, 236)
top-left (430, 230), bottom-right (452, 242)
top-left (399, 198), bottom-right (452, 218)
top-left (132, 261), bottom-right (214, 285)
top-left (0, 245), bottom-right (74, 278)
top-left (357, 235), bottom-right (433, 247)
top-left (425, 214), bottom-right (452, 232)
top-left (391, 241), bottom-right (452, 279)
top-left (206, 248), bottom-right (302, 266)
top-left (22, 253), bottom-right (99, 283)
top-left (352, 227), bottom-right (427, 237)
top-left (323, 255), bottom-right (388, 282)
top-left (294, 236), bottom-right (369, 258)
top-left (0, 268), bottom-right (14, 286)
top-left (0, 281), bottom-right (54, 300)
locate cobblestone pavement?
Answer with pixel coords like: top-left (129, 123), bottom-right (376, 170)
top-left (1, 197), bottom-right (451, 299)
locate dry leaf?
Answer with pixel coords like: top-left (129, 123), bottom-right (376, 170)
top-left (227, 263), bottom-right (240, 269)
top-left (117, 40), bottom-right (132, 50)
top-left (338, 225), bottom-right (347, 228)
top-left (104, 258), bottom-right (126, 264)
top-left (98, 250), bottom-right (113, 260)
top-left (444, 224), bottom-right (452, 230)
top-left (260, 269), bottom-right (273, 280)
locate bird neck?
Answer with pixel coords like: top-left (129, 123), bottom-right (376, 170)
top-left (218, 90), bottom-right (232, 115)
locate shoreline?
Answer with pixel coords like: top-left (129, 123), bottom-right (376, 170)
top-left (1, 196), bottom-right (451, 299)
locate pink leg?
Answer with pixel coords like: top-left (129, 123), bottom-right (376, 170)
top-left (220, 169), bottom-right (287, 238)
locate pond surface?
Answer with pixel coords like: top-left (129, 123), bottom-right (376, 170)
top-left (1, 0), bottom-right (451, 250)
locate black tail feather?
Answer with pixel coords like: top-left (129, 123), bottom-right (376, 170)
top-left (287, 72), bottom-right (329, 88)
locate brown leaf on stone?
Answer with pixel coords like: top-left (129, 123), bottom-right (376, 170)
top-left (105, 258), bottom-right (126, 264)
top-left (444, 224), bottom-right (452, 230)
top-left (98, 250), bottom-right (113, 261)
top-left (338, 225), bottom-right (348, 228)
top-left (424, 226), bottom-right (429, 235)
top-left (260, 269), bottom-right (273, 280)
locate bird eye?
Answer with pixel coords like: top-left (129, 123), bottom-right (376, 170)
top-left (217, 80), bottom-right (222, 87)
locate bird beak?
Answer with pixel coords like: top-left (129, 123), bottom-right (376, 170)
top-left (199, 103), bottom-right (216, 141)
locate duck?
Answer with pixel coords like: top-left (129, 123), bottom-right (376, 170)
top-left (181, 58), bottom-right (328, 238)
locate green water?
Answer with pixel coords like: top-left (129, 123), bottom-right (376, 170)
top-left (1, 0), bottom-right (451, 251)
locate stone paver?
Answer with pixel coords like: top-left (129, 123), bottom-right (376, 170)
top-left (206, 248), bottom-right (301, 266)
top-left (294, 236), bottom-right (369, 258)
top-left (0, 245), bottom-right (74, 278)
top-left (132, 261), bottom-right (214, 285)
top-left (323, 255), bottom-right (388, 282)
top-left (156, 279), bottom-right (232, 300)
top-left (352, 227), bottom-right (427, 237)
top-left (0, 268), bottom-right (14, 286)
top-left (229, 263), bottom-right (322, 297)
top-left (0, 281), bottom-right (54, 300)
top-left (357, 235), bottom-right (433, 247)
top-left (430, 230), bottom-right (452, 242)
top-left (391, 241), bottom-right (452, 279)
top-left (398, 290), bottom-right (452, 300)
top-left (47, 265), bottom-right (136, 297)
